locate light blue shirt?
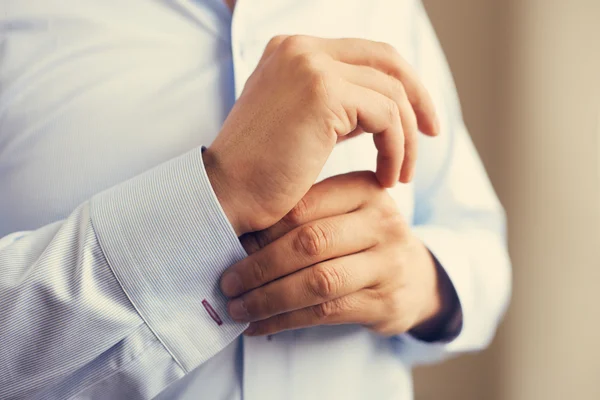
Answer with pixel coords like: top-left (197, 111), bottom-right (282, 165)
top-left (0, 0), bottom-right (511, 399)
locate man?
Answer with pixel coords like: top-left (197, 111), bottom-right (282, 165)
top-left (0, 0), bottom-right (511, 399)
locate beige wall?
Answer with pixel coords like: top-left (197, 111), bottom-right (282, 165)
top-left (416, 1), bottom-right (600, 399)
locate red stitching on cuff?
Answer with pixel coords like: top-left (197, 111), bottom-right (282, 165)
top-left (202, 299), bottom-right (223, 325)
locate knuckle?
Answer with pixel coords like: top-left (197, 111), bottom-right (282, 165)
top-left (391, 77), bottom-right (406, 96)
top-left (309, 264), bottom-right (342, 299)
top-left (385, 291), bottom-right (404, 317)
top-left (383, 198), bottom-right (399, 217)
top-left (250, 258), bottom-right (267, 285)
top-left (280, 35), bottom-right (311, 56)
top-left (391, 82), bottom-right (409, 111)
top-left (384, 212), bottom-right (407, 240)
top-left (405, 110), bottom-right (418, 135)
top-left (270, 314), bottom-right (287, 332)
top-left (260, 290), bottom-right (274, 315)
top-left (267, 35), bottom-right (288, 49)
top-left (312, 300), bottom-right (337, 320)
top-left (379, 42), bottom-right (403, 69)
top-left (296, 53), bottom-right (327, 78)
top-left (248, 289), bottom-right (271, 317)
top-left (385, 98), bottom-right (400, 122)
top-left (390, 220), bottom-right (407, 241)
top-left (355, 170), bottom-right (380, 188)
top-left (373, 191), bottom-right (399, 218)
top-left (398, 105), bottom-right (418, 137)
top-left (284, 197), bottom-right (311, 226)
top-left (295, 224), bottom-right (330, 257)
top-left (379, 41), bottom-right (398, 56)
top-left (292, 53), bottom-right (332, 107)
top-left (307, 69), bottom-right (330, 103)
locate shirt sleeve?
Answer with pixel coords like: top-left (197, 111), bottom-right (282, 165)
top-left (389, 2), bottom-right (512, 365)
top-left (0, 147), bottom-right (249, 399)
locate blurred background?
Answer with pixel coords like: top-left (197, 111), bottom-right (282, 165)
top-left (414, 0), bottom-right (600, 399)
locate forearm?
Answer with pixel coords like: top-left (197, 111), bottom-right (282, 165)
top-left (0, 148), bottom-right (248, 398)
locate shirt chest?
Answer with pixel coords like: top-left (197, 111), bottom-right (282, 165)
top-left (0, 0), bottom-right (416, 232)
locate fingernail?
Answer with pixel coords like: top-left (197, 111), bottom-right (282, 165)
top-left (228, 299), bottom-right (249, 321)
top-left (221, 272), bottom-right (243, 297)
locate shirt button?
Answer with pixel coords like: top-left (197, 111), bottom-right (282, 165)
top-left (237, 46), bottom-right (245, 60)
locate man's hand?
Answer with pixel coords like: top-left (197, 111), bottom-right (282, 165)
top-left (204, 35), bottom-right (439, 236)
top-left (219, 172), bottom-right (459, 338)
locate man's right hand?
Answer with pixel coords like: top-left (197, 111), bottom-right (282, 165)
top-left (203, 35), bottom-right (439, 236)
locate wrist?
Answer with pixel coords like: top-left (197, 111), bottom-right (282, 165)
top-left (202, 146), bottom-right (247, 237)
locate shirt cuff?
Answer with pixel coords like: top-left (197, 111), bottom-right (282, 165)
top-left (90, 147), bottom-right (248, 373)
top-left (393, 226), bottom-right (475, 364)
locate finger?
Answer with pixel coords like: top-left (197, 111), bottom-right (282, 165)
top-left (335, 62), bottom-right (418, 182)
top-left (260, 35), bottom-right (438, 136)
top-left (337, 83), bottom-right (404, 187)
top-left (317, 37), bottom-right (439, 136)
top-left (244, 290), bottom-right (380, 336)
top-left (336, 126), bottom-right (365, 143)
top-left (397, 90), bottom-right (418, 183)
top-left (257, 35), bottom-right (290, 66)
top-left (374, 128), bottom-right (403, 188)
top-left (221, 210), bottom-right (378, 298)
top-left (228, 250), bottom-right (379, 322)
top-left (242, 171), bottom-right (382, 253)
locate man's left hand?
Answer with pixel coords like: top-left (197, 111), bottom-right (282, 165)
top-left (220, 171), bottom-right (458, 338)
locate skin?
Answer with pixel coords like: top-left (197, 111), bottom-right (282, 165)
top-left (220, 172), bottom-right (458, 338)
top-left (205, 34), bottom-right (456, 339)
top-left (205, 35), bottom-right (439, 234)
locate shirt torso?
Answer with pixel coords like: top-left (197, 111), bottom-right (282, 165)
top-left (0, 1), bottom-right (427, 399)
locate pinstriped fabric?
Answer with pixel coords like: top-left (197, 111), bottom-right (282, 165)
top-left (90, 146), bottom-right (248, 372)
top-left (0, 147), bottom-right (247, 399)
top-left (0, 1), bottom-right (511, 399)
top-left (44, 324), bottom-right (185, 400)
top-left (0, 205), bottom-right (144, 398)
top-left (67, 334), bottom-right (184, 400)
